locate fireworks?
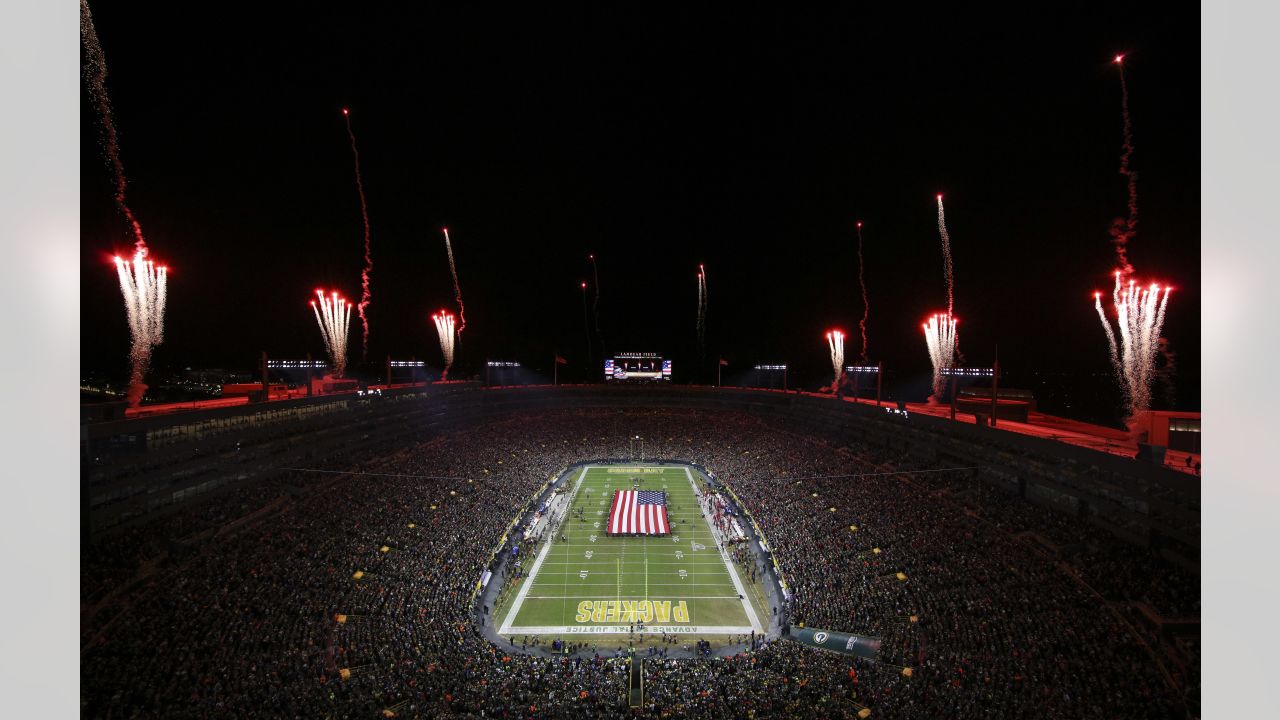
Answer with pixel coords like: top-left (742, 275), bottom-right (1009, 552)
top-left (311, 289), bottom-right (352, 377)
top-left (696, 264), bottom-right (708, 360)
top-left (432, 310), bottom-right (456, 380)
top-left (443, 228), bottom-right (466, 336)
top-left (114, 252), bottom-right (168, 406)
top-left (1094, 54), bottom-right (1174, 421)
top-left (589, 254), bottom-right (602, 351)
top-left (1095, 274), bottom-right (1171, 420)
top-left (825, 330), bottom-right (845, 392)
top-left (342, 108), bottom-right (374, 360)
top-left (855, 221), bottom-right (869, 364)
top-left (936, 195), bottom-right (956, 318)
top-left (923, 313), bottom-right (958, 402)
top-left (926, 196), bottom-right (962, 400)
top-left (1110, 55), bottom-right (1138, 278)
top-left (581, 281), bottom-right (591, 366)
top-left (84, 0), bottom-right (168, 406)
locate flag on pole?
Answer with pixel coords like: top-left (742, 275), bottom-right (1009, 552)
top-left (606, 490), bottom-right (670, 535)
top-left (719, 359), bottom-right (729, 366)
top-left (555, 355), bottom-right (568, 365)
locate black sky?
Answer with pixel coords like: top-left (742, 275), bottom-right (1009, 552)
top-left (81, 4), bottom-right (1199, 415)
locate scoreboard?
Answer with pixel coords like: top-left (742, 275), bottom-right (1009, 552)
top-left (605, 352), bottom-right (672, 382)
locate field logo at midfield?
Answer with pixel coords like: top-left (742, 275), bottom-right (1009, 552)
top-left (575, 600), bottom-right (690, 624)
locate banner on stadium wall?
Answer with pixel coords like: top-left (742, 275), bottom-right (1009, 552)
top-left (788, 627), bottom-right (882, 660)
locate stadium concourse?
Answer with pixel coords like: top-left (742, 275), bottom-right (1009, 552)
top-left (81, 404), bottom-right (1197, 718)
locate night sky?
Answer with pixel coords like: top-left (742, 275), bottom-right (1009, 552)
top-left (81, 5), bottom-right (1199, 419)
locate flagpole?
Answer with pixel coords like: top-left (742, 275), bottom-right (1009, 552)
top-left (554, 353), bottom-right (558, 386)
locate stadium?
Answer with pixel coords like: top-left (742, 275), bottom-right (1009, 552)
top-left (81, 383), bottom-right (1200, 718)
top-left (70, 3), bottom-right (1210, 717)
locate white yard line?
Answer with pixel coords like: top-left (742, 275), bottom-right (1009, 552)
top-left (524, 595), bottom-right (744, 600)
top-left (685, 466), bottom-right (763, 633)
top-left (505, 624), bottom-right (756, 635)
top-left (499, 465), bottom-right (591, 634)
top-left (524, 579), bottom-right (737, 586)
top-left (538, 560), bottom-right (727, 565)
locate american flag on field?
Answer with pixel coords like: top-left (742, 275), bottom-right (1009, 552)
top-left (606, 490), bottom-right (670, 535)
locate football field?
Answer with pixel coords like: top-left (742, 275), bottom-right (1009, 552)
top-left (498, 464), bottom-right (764, 637)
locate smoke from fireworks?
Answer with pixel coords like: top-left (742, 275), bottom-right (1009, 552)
top-left (826, 330), bottom-right (845, 392)
top-left (589, 254), bottom-right (602, 351)
top-left (432, 310), bottom-right (456, 380)
top-left (1094, 275), bottom-right (1171, 421)
top-left (342, 108), bottom-right (374, 360)
top-left (855, 221), bottom-right (869, 364)
top-left (84, 0), bottom-right (169, 406)
top-left (1110, 55), bottom-right (1137, 277)
top-left (311, 289), bottom-right (352, 377)
top-left (696, 265), bottom-right (708, 360)
top-left (443, 228), bottom-right (466, 336)
top-left (114, 253), bottom-right (168, 406)
top-left (923, 313), bottom-right (958, 402)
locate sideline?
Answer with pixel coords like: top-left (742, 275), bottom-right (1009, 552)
top-left (499, 465), bottom-right (590, 633)
top-left (686, 466), bottom-right (763, 633)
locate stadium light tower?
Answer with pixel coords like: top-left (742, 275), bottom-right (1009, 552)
top-left (939, 365), bottom-right (996, 422)
top-left (844, 364), bottom-right (882, 405)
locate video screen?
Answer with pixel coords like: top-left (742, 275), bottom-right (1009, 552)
top-left (605, 356), bottom-right (670, 381)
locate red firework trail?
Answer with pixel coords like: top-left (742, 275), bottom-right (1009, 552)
top-left (343, 107), bottom-right (373, 360)
top-left (581, 281), bottom-right (591, 364)
top-left (856, 221), bottom-right (869, 364)
top-left (1111, 55), bottom-right (1137, 278)
top-left (589, 253), bottom-right (602, 349)
top-left (936, 195), bottom-right (955, 317)
top-left (443, 228), bottom-right (466, 336)
top-left (82, 0), bottom-right (146, 254)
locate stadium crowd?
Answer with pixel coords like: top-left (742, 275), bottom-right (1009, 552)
top-left (82, 407), bottom-right (1197, 718)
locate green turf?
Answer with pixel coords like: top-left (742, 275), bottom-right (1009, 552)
top-left (498, 465), bottom-right (763, 636)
